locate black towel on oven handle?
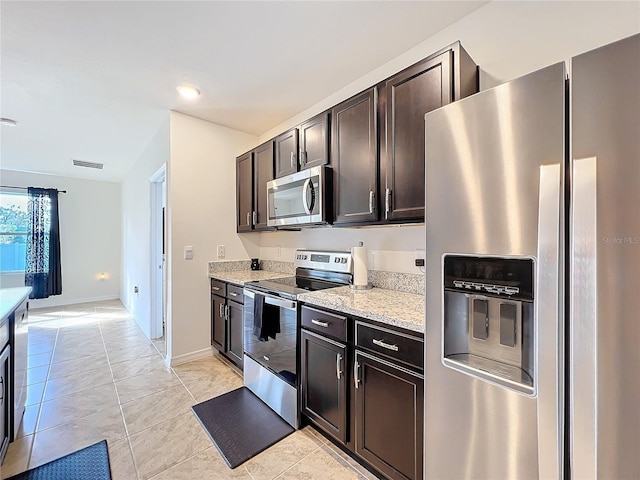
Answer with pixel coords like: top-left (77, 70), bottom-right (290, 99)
top-left (253, 293), bottom-right (280, 341)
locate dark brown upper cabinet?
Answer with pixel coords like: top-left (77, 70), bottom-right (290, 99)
top-left (275, 111), bottom-right (330, 178)
top-left (274, 127), bottom-right (299, 178)
top-left (332, 89), bottom-right (378, 225)
top-left (298, 111), bottom-right (330, 170)
top-left (236, 140), bottom-right (274, 232)
top-left (236, 151), bottom-right (253, 232)
top-left (379, 41), bottom-right (478, 222)
top-left (253, 140), bottom-right (274, 230)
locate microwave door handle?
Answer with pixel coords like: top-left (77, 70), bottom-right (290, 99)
top-left (302, 178), bottom-right (312, 215)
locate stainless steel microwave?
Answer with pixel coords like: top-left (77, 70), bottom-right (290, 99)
top-left (267, 165), bottom-right (332, 227)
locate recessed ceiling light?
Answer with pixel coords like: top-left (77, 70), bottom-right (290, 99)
top-left (176, 84), bottom-right (201, 100)
top-left (1, 118), bottom-right (18, 126)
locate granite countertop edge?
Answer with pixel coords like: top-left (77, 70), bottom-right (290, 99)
top-left (208, 270), bottom-right (290, 285)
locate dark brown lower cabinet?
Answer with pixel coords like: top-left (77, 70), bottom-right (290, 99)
top-left (300, 305), bottom-right (424, 480)
top-left (210, 279), bottom-right (244, 370)
top-left (300, 330), bottom-right (348, 443)
top-left (227, 300), bottom-right (244, 367)
top-left (354, 351), bottom-right (424, 480)
top-left (211, 293), bottom-right (226, 350)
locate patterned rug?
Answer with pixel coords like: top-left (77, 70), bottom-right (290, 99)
top-left (6, 440), bottom-right (111, 480)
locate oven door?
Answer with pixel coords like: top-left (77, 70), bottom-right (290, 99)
top-left (267, 166), bottom-right (329, 227)
top-left (242, 289), bottom-right (298, 386)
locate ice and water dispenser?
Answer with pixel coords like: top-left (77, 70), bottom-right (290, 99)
top-left (442, 255), bottom-right (535, 395)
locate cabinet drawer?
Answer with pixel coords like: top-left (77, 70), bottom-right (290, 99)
top-left (301, 306), bottom-right (347, 342)
top-left (227, 284), bottom-right (244, 303)
top-left (210, 279), bottom-right (226, 296)
top-left (355, 321), bottom-right (423, 370)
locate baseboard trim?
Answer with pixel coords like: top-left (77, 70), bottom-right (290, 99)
top-left (29, 294), bottom-right (121, 309)
top-left (168, 347), bottom-right (216, 367)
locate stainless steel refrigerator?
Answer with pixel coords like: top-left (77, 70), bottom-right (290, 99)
top-left (424, 34), bottom-right (639, 479)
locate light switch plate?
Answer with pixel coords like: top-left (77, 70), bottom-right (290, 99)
top-left (184, 246), bottom-right (193, 260)
top-left (217, 245), bottom-right (225, 258)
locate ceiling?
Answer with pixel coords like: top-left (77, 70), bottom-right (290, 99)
top-left (0, 1), bottom-right (487, 182)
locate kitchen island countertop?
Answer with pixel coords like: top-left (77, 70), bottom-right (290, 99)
top-left (0, 287), bottom-right (31, 322)
top-left (208, 270), bottom-right (289, 286)
top-left (298, 286), bottom-right (424, 334)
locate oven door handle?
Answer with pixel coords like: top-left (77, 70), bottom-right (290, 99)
top-left (244, 289), bottom-right (296, 310)
top-left (265, 296), bottom-right (296, 310)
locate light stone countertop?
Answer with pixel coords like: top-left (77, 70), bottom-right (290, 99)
top-left (0, 287), bottom-right (31, 322)
top-left (208, 271), bottom-right (425, 333)
top-left (208, 270), bottom-right (289, 286)
top-left (298, 286), bottom-right (425, 334)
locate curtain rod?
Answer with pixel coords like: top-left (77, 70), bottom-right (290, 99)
top-left (0, 185), bottom-right (67, 193)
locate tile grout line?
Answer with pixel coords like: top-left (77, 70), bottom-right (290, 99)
top-left (24, 317), bottom-right (61, 471)
top-left (99, 313), bottom-right (144, 480)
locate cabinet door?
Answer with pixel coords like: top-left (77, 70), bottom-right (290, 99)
top-left (211, 294), bottom-right (226, 351)
top-left (227, 300), bottom-right (244, 368)
top-left (381, 50), bottom-right (452, 222)
top-left (354, 351), bottom-right (424, 480)
top-left (299, 111), bottom-right (329, 170)
top-left (253, 140), bottom-right (274, 231)
top-left (236, 152), bottom-right (254, 232)
top-left (0, 344), bottom-right (10, 463)
top-left (301, 330), bottom-right (348, 444)
top-left (275, 127), bottom-right (299, 178)
top-left (332, 89), bottom-right (378, 225)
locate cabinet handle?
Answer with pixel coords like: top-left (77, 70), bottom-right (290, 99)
top-left (373, 338), bottom-right (399, 352)
top-left (354, 360), bottom-right (360, 389)
top-left (385, 188), bottom-right (391, 218)
top-left (369, 191), bottom-right (375, 214)
top-left (252, 211), bottom-right (257, 225)
top-left (225, 304), bottom-right (230, 320)
top-left (219, 303), bottom-right (224, 317)
top-left (264, 355), bottom-right (270, 361)
top-left (336, 353), bottom-right (343, 380)
top-left (299, 149), bottom-right (307, 167)
top-left (0, 376), bottom-right (4, 403)
top-left (229, 292), bottom-right (238, 297)
top-left (290, 151), bottom-right (296, 168)
top-left (246, 212), bottom-right (251, 226)
top-left (311, 319), bottom-right (329, 328)
top-left (212, 286), bottom-right (221, 291)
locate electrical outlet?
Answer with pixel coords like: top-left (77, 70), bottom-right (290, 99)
top-left (217, 245), bottom-right (225, 258)
top-left (415, 249), bottom-right (425, 268)
top-left (134, 285), bottom-right (139, 294)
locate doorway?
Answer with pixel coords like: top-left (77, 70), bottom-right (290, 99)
top-left (150, 165), bottom-right (166, 356)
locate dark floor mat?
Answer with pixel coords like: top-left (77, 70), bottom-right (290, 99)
top-left (191, 386), bottom-right (294, 469)
top-left (6, 440), bottom-right (111, 480)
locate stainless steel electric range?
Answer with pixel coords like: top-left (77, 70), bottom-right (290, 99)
top-left (242, 250), bottom-right (353, 428)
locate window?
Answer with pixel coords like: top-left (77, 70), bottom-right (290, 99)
top-left (0, 191), bottom-right (29, 273)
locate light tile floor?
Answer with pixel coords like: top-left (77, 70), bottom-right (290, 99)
top-left (0, 300), bottom-right (377, 479)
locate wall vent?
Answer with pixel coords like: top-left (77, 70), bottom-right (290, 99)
top-left (72, 159), bottom-right (104, 169)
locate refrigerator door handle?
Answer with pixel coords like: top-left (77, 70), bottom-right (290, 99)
top-left (536, 163), bottom-right (564, 480)
top-left (570, 156), bottom-right (598, 479)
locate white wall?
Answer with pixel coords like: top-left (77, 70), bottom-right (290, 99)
top-left (253, 1), bottom-right (639, 273)
top-left (168, 112), bottom-right (257, 362)
top-left (0, 169), bottom-right (121, 308)
top-left (120, 117), bottom-right (170, 337)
